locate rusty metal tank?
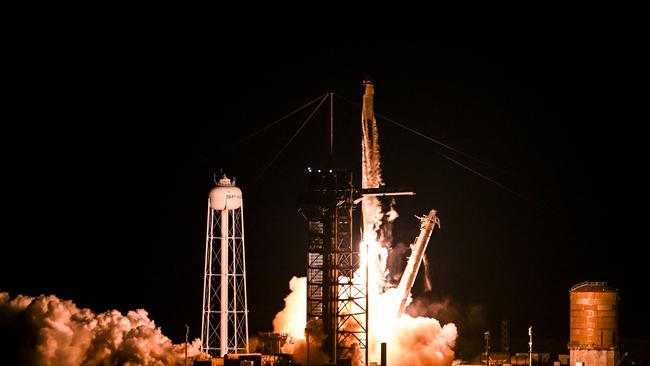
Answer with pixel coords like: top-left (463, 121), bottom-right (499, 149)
top-left (569, 282), bottom-right (618, 349)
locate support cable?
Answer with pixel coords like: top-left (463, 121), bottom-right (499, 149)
top-left (438, 152), bottom-right (527, 201)
top-left (337, 93), bottom-right (528, 201)
top-left (224, 93), bottom-right (329, 151)
top-left (252, 93), bottom-right (329, 183)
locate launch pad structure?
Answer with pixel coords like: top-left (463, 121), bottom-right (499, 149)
top-left (297, 89), bottom-right (420, 365)
top-left (299, 167), bottom-right (362, 363)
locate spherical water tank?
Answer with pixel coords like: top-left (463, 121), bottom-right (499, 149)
top-left (569, 282), bottom-right (618, 349)
top-left (209, 176), bottom-right (242, 210)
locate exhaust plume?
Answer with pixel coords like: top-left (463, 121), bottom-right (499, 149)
top-left (361, 81), bottom-right (457, 365)
top-left (0, 292), bottom-right (202, 366)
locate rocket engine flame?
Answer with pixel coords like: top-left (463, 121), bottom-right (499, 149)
top-left (0, 292), bottom-right (203, 366)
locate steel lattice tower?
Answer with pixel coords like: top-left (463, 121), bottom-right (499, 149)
top-left (201, 175), bottom-right (249, 356)
top-left (299, 168), bottom-right (368, 365)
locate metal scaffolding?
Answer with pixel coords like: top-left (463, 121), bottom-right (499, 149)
top-left (300, 168), bottom-right (367, 365)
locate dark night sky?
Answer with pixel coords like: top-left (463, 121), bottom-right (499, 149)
top-left (5, 4), bottom-right (647, 356)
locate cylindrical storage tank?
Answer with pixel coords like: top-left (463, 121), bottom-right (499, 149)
top-left (209, 176), bottom-right (242, 210)
top-left (569, 282), bottom-right (618, 349)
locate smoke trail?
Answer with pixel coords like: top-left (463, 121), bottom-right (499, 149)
top-left (361, 81), bottom-right (400, 296)
top-left (361, 82), bottom-right (457, 365)
top-left (361, 81), bottom-right (388, 244)
top-left (361, 82), bottom-right (382, 192)
top-left (0, 292), bottom-right (202, 366)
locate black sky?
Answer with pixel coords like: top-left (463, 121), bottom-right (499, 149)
top-left (5, 5), bottom-right (647, 356)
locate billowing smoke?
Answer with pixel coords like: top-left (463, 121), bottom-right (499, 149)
top-left (388, 315), bottom-right (457, 366)
top-left (271, 276), bottom-right (458, 366)
top-left (363, 276), bottom-right (458, 366)
top-left (272, 276), bottom-right (306, 340)
top-left (406, 297), bottom-right (486, 360)
top-left (0, 292), bottom-right (202, 366)
top-left (272, 277), bottom-right (329, 365)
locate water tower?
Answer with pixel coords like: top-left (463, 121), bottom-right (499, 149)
top-left (201, 175), bottom-right (249, 356)
top-left (568, 282), bottom-right (619, 366)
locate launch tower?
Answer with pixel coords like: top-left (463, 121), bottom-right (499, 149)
top-left (299, 167), bottom-right (367, 364)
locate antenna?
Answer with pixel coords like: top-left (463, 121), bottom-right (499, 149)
top-left (528, 326), bottom-right (533, 366)
top-left (185, 324), bottom-right (189, 365)
top-left (329, 92), bottom-right (334, 164)
top-left (484, 330), bottom-right (491, 366)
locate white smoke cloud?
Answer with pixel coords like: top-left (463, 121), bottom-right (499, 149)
top-left (272, 276), bottom-right (306, 340)
top-left (0, 292), bottom-right (202, 366)
top-left (271, 275), bottom-right (459, 366)
top-left (389, 315), bottom-right (457, 366)
top-left (271, 277), bottom-right (330, 365)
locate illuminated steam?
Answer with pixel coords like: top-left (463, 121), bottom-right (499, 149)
top-left (272, 277), bottom-right (329, 366)
top-left (0, 292), bottom-right (202, 366)
top-left (272, 276), bottom-right (307, 339)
